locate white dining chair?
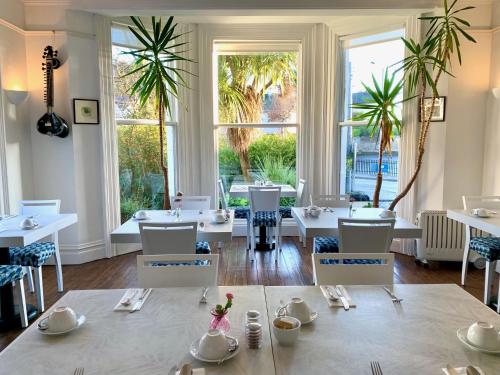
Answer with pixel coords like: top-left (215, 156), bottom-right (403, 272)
top-left (170, 196), bottom-right (211, 210)
top-left (137, 254), bottom-right (219, 288)
top-left (311, 194), bottom-right (353, 253)
top-left (312, 252), bottom-right (395, 286)
top-left (461, 195), bottom-right (500, 308)
top-left (139, 222), bottom-right (198, 255)
top-left (218, 179), bottom-right (229, 210)
top-left (310, 194), bottom-right (351, 208)
top-left (338, 218), bottom-right (395, 253)
top-left (248, 186), bottom-right (282, 263)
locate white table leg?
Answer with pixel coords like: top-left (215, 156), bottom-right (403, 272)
top-left (484, 261), bottom-right (495, 306)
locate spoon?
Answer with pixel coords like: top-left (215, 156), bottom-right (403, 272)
top-left (179, 364), bottom-right (193, 375)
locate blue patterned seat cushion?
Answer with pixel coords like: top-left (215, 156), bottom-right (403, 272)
top-left (233, 207), bottom-right (250, 219)
top-left (251, 211), bottom-right (281, 227)
top-left (313, 236), bottom-right (340, 253)
top-left (151, 260), bottom-right (210, 267)
top-left (0, 265), bottom-right (26, 287)
top-left (9, 242), bottom-right (56, 268)
top-left (319, 258), bottom-right (383, 265)
top-left (469, 237), bottom-right (500, 261)
top-left (279, 206), bottom-right (293, 219)
top-left (195, 241), bottom-right (211, 254)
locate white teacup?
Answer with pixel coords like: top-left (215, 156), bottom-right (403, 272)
top-left (379, 209), bottom-right (396, 218)
top-left (47, 306), bottom-right (78, 332)
top-left (198, 329), bottom-right (230, 360)
top-left (308, 206), bottom-right (322, 218)
top-left (472, 208), bottom-right (489, 218)
top-left (282, 297), bottom-right (312, 324)
top-left (134, 210), bottom-right (148, 219)
top-left (211, 211), bottom-right (226, 223)
top-left (467, 322), bottom-right (500, 350)
top-left (20, 217), bottom-right (37, 229)
top-left (272, 317), bottom-right (301, 346)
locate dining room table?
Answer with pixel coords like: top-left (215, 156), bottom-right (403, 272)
top-left (1, 284), bottom-right (499, 374)
top-left (110, 209), bottom-right (234, 244)
top-left (0, 213), bottom-right (77, 331)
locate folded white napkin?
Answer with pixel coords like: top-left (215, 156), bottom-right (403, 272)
top-left (176, 369), bottom-right (205, 375)
top-left (113, 288), bottom-right (152, 312)
top-left (442, 367), bottom-right (484, 375)
top-left (320, 285), bottom-right (356, 308)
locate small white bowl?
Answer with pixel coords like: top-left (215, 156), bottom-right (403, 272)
top-left (46, 306), bottom-right (78, 332)
top-left (467, 322), bottom-right (500, 351)
top-left (272, 316), bottom-right (301, 346)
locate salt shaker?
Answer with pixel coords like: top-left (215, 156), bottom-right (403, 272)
top-left (245, 322), bottom-right (263, 349)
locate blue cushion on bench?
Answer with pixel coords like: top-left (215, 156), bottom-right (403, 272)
top-left (469, 237), bottom-right (500, 261)
top-left (0, 265), bottom-right (26, 287)
top-left (313, 236), bottom-right (339, 253)
top-left (233, 207), bottom-right (250, 219)
top-left (251, 211), bottom-right (281, 227)
top-left (279, 206), bottom-right (293, 219)
top-left (195, 241), bottom-right (211, 254)
top-left (9, 242), bottom-right (56, 268)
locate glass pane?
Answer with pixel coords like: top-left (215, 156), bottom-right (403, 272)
top-left (218, 127), bottom-right (297, 208)
top-left (216, 52), bottom-right (298, 124)
top-left (344, 34), bottom-right (405, 121)
top-left (117, 124), bottom-right (176, 222)
top-left (339, 126), bottom-right (399, 208)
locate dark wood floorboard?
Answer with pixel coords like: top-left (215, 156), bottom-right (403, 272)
top-left (1, 236), bottom-right (497, 351)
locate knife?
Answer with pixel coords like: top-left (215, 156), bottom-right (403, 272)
top-left (335, 286), bottom-right (349, 310)
top-left (446, 364), bottom-right (459, 375)
top-left (130, 288), bottom-right (152, 312)
top-left (466, 366), bottom-right (481, 375)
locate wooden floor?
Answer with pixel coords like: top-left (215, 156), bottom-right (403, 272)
top-left (1, 236), bottom-right (497, 351)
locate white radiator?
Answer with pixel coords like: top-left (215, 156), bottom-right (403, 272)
top-left (416, 210), bottom-right (485, 267)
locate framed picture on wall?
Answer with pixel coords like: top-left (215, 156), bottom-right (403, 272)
top-left (419, 96), bottom-right (446, 122)
top-left (73, 99), bottom-right (100, 125)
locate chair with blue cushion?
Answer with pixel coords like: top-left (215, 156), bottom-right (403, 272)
top-left (310, 194), bottom-right (350, 254)
top-left (462, 195), bottom-right (500, 310)
top-left (218, 179), bottom-right (250, 248)
top-left (248, 186), bottom-right (282, 263)
top-left (279, 178), bottom-right (306, 220)
top-left (0, 265), bottom-right (28, 327)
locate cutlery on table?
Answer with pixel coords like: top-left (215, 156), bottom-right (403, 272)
top-left (120, 289), bottom-right (139, 306)
top-left (446, 364), bottom-right (459, 375)
top-left (199, 287), bottom-right (209, 304)
top-left (74, 368), bottom-right (84, 375)
top-left (466, 366), bottom-right (481, 375)
top-left (370, 361), bottom-right (383, 375)
top-left (383, 286), bottom-right (403, 303)
top-left (335, 286), bottom-right (349, 310)
top-left (320, 286), bottom-right (338, 301)
top-left (179, 363), bottom-right (193, 375)
top-left (130, 288), bottom-right (152, 312)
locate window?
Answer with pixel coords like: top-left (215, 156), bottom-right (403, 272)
top-left (112, 25), bottom-right (177, 222)
top-left (214, 43), bottom-right (300, 209)
top-left (339, 29), bottom-right (405, 207)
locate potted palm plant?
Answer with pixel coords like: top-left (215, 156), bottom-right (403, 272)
top-left (124, 16), bottom-right (193, 209)
top-left (350, 69), bottom-right (404, 208)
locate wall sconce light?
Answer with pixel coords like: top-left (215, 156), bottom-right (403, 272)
top-left (3, 89), bottom-right (29, 105)
top-left (492, 88), bottom-right (500, 99)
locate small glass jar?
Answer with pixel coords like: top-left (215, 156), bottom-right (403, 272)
top-left (209, 309), bottom-right (230, 334)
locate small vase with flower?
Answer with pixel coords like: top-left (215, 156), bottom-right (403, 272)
top-left (209, 293), bottom-right (234, 334)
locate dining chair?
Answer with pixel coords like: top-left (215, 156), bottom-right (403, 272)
top-left (0, 265), bottom-right (28, 328)
top-left (7, 200), bottom-right (62, 313)
top-left (338, 218), bottom-right (395, 253)
top-left (170, 196), bottom-right (211, 210)
top-left (311, 194), bottom-right (351, 254)
top-left (312, 252), bottom-right (394, 286)
top-left (248, 186), bottom-right (282, 263)
top-left (279, 178), bottom-right (306, 219)
top-left (139, 221), bottom-right (210, 255)
top-left (218, 179), bottom-right (251, 247)
top-left (137, 254), bottom-right (219, 288)
top-left (461, 195), bottom-right (500, 307)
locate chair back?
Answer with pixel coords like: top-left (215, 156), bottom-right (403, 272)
top-left (310, 194), bottom-right (350, 208)
top-left (295, 179), bottom-right (306, 207)
top-left (137, 254), bottom-right (219, 288)
top-left (170, 196), bottom-right (211, 210)
top-left (312, 253), bottom-right (394, 286)
top-left (462, 195), bottom-right (500, 210)
top-left (218, 179), bottom-right (228, 210)
top-left (139, 222), bottom-right (197, 255)
top-left (338, 218), bottom-right (395, 253)
top-left (19, 200), bottom-right (61, 215)
top-left (248, 186), bottom-right (281, 214)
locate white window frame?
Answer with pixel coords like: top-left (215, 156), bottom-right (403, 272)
top-left (337, 26), bottom-right (406, 198)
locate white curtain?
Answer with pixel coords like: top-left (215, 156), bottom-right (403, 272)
top-left (395, 15), bottom-right (421, 255)
top-left (96, 15), bottom-right (120, 257)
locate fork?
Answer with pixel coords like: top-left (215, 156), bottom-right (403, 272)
top-left (383, 286), bottom-right (403, 303)
top-left (199, 287), bottom-right (209, 303)
top-left (370, 361), bottom-right (383, 375)
top-left (74, 368), bottom-right (84, 375)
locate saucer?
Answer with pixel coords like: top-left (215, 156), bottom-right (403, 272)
top-left (37, 314), bottom-right (86, 335)
top-left (189, 335), bottom-right (239, 363)
top-left (21, 223), bottom-right (39, 230)
top-left (274, 308), bottom-right (318, 325)
top-left (456, 327), bottom-right (500, 354)
top-left (132, 215), bottom-right (148, 221)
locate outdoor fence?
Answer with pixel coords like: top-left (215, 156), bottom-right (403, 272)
top-left (354, 159), bottom-right (398, 177)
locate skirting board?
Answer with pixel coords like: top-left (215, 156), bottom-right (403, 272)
top-left (45, 240), bottom-right (106, 265)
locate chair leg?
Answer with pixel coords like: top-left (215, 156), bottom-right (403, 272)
top-left (497, 277), bottom-right (500, 314)
top-left (34, 267), bottom-right (45, 312)
top-left (26, 266), bottom-right (34, 293)
top-left (484, 261), bottom-right (495, 306)
top-left (15, 278), bottom-right (28, 328)
top-left (54, 247), bottom-right (64, 292)
top-left (246, 220), bottom-right (251, 250)
top-left (461, 243), bottom-right (471, 286)
top-left (250, 226), bottom-right (255, 262)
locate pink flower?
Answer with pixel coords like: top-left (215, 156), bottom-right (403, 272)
top-left (226, 293), bottom-right (234, 300)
